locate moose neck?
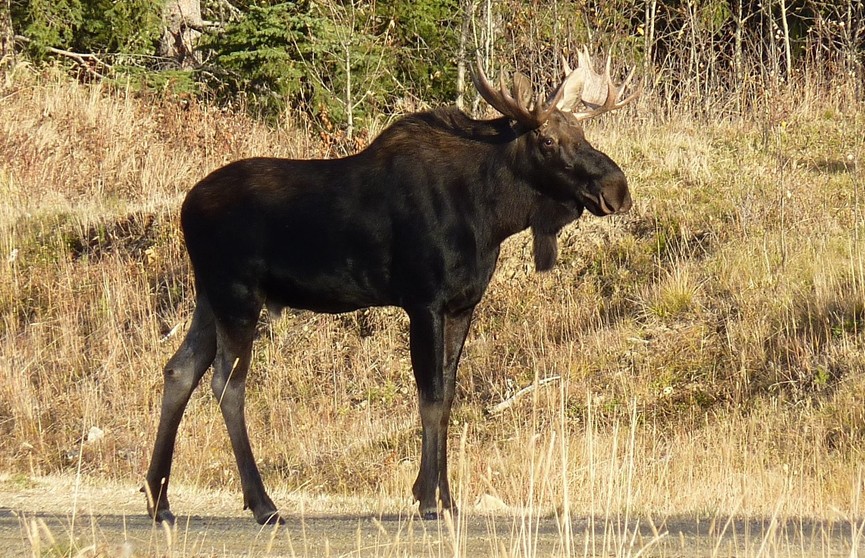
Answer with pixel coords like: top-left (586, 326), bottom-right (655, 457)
top-left (473, 128), bottom-right (586, 272)
top-left (367, 108), bottom-right (579, 256)
top-left (483, 164), bottom-right (539, 244)
top-left (481, 131), bottom-right (571, 246)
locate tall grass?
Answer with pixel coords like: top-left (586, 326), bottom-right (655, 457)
top-left (12, 397), bottom-right (865, 556)
top-left (1, 56), bottom-right (864, 555)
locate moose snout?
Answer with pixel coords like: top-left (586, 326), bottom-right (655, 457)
top-left (598, 171), bottom-right (632, 215)
top-left (611, 186), bottom-right (633, 213)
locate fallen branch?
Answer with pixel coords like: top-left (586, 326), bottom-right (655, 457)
top-left (486, 375), bottom-right (561, 416)
top-left (14, 35), bottom-right (111, 79)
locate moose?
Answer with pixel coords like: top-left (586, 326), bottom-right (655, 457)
top-left (144, 48), bottom-right (639, 525)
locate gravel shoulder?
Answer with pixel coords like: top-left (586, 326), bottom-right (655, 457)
top-left (1, 475), bottom-right (862, 557)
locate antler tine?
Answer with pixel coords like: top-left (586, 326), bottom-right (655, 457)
top-left (511, 72), bottom-right (533, 108)
top-left (472, 53), bottom-right (530, 126)
top-left (470, 54), bottom-right (497, 106)
top-left (619, 66), bottom-right (636, 93)
top-left (616, 66), bottom-right (642, 106)
top-left (471, 53), bottom-right (545, 129)
top-left (534, 79), bottom-right (566, 123)
top-left (561, 54), bottom-right (572, 75)
top-left (499, 73), bottom-right (531, 117)
top-left (558, 47), bottom-right (641, 121)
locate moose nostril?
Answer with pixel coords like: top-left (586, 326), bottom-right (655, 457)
top-left (597, 171), bottom-right (631, 214)
top-left (598, 194), bottom-right (614, 215)
top-left (618, 191), bottom-right (633, 213)
top-left (599, 188), bottom-right (632, 215)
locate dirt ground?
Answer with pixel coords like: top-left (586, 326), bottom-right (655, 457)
top-left (1, 475), bottom-right (862, 557)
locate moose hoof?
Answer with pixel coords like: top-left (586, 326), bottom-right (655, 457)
top-left (419, 506), bottom-right (458, 520)
top-left (152, 509), bottom-right (176, 526)
top-left (255, 510), bottom-right (285, 525)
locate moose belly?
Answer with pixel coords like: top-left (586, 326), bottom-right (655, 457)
top-left (262, 265), bottom-right (394, 315)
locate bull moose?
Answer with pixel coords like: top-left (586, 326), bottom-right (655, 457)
top-left (144, 48), bottom-right (639, 525)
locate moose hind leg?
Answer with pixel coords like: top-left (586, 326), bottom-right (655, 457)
top-left (145, 296), bottom-right (217, 524)
top-left (211, 320), bottom-right (283, 525)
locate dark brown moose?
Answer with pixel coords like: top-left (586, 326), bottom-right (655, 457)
top-left (144, 48), bottom-right (639, 525)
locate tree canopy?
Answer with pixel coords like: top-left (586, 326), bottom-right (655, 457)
top-left (3, 0), bottom-right (863, 124)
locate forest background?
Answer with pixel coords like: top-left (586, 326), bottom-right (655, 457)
top-left (6, 0), bottom-right (864, 130)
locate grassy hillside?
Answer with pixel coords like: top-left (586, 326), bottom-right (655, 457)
top-left (1, 66), bottom-right (864, 524)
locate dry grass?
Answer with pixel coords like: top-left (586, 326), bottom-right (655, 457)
top-left (1, 61), bottom-right (865, 556)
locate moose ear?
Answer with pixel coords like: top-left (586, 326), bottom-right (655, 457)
top-left (532, 230), bottom-right (559, 272)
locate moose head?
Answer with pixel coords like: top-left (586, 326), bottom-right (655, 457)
top-left (471, 47), bottom-right (639, 270)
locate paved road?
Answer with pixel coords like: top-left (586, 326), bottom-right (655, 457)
top-left (1, 477), bottom-right (862, 556)
top-left (5, 507), bottom-right (864, 557)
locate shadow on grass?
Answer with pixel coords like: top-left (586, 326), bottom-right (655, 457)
top-left (3, 507), bottom-right (862, 557)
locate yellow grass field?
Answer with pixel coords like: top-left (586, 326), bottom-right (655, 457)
top-left (1, 64), bottom-right (864, 555)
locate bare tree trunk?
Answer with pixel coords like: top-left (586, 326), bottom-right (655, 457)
top-left (344, 42), bottom-right (353, 140)
top-left (159, 0), bottom-right (204, 69)
top-left (686, 0), bottom-right (700, 105)
top-left (779, 0), bottom-right (792, 80)
top-left (765, 0), bottom-right (780, 85)
top-left (734, 0), bottom-right (743, 84)
top-left (483, 0), bottom-right (493, 73)
top-left (644, 0), bottom-right (657, 79)
top-left (456, 0), bottom-right (476, 110)
top-left (469, 0), bottom-right (494, 116)
top-left (734, 0), bottom-right (744, 112)
top-left (1, 0), bottom-right (14, 77)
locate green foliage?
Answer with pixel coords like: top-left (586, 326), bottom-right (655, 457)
top-left (200, 1), bottom-right (401, 124)
top-left (200, 1), bottom-right (327, 117)
top-left (9, 0), bottom-right (863, 127)
top-left (11, 0), bottom-right (83, 52)
top-left (377, 0), bottom-right (459, 103)
top-left (196, 0), bottom-right (464, 123)
top-left (76, 0), bottom-right (164, 55)
top-left (697, 0), bottom-right (732, 35)
top-left (11, 0), bottom-right (162, 56)
top-left (116, 67), bottom-right (199, 98)
top-left (310, 2), bottom-right (396, 124)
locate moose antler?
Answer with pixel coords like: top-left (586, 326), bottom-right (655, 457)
top-left (558, 47), bottom-right (641, 120)
top-left (471, 53), bottom-right (565, 129)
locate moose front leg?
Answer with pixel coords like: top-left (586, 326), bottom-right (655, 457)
top-left (408, 306), bottom-right (474, 519)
